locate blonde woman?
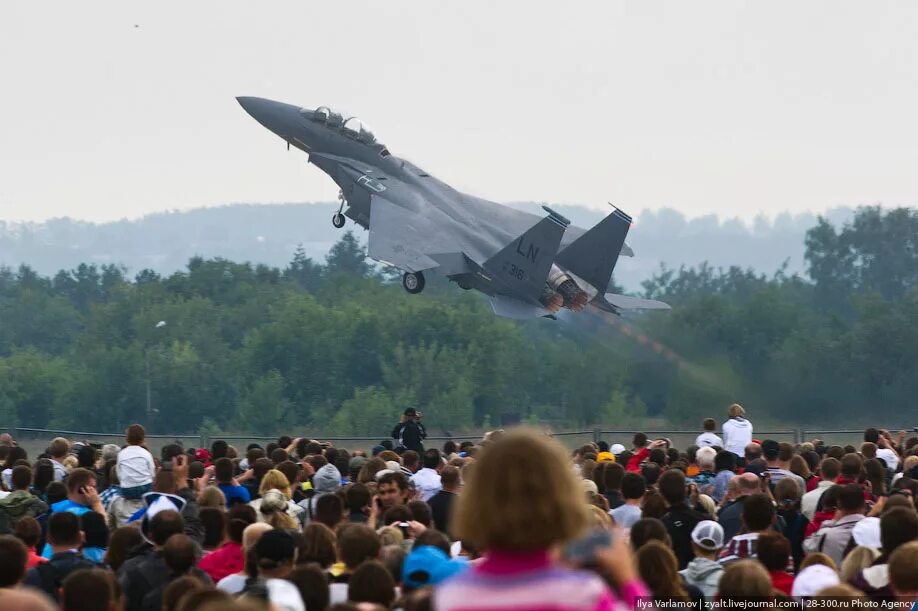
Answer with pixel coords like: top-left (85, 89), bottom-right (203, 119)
top-left (377, 525), bottom-right (405, 548)
top-left (61, 455), bottom-right (79, 474)
top-left (840, 545), bottom-right (880, 583)
top-left (587, 504), bottom-right (613, 530)
top-left (437, 428), bottom-right (648, 611)
top-left (198, 486), bottom-right (227, 510)
top-left (249, 469), bottom-right (305, 526)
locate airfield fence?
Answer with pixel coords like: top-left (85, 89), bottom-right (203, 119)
top-left (8, 426), bottom-right (915, 457)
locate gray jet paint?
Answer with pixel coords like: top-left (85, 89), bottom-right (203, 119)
top-left (237, 97), bottom-right (669, 319)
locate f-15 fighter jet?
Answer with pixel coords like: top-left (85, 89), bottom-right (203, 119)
top-left (237, 97), bottom-right (669, 319)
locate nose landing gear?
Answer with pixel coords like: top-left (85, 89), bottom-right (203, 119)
top-left (332, 190), bottom-right (347, 228)
top-left (402, 271), bottom-right (425, 294)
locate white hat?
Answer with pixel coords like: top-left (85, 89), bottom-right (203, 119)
top-left (374, 468), bottom-right (395, 480)
top-left (385, 460), bottom-right (402, 472)
top-left (260, 489), bottom-right (288, 514)
top-left (690, 520), bottom-right (724, 551)
top-left (582, 479), bottom-right (599, 495)
top-left (791, 564), bottom-right (840, 598)
top-left (137, 492), bottom-right (186, 544)
top-left (610, 443), bottom-right (626, 455)
top-left (851, 516), bottom-right (882, 549)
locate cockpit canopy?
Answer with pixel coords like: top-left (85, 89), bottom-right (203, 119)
top-left (303, 105), bottom-right (382, 147)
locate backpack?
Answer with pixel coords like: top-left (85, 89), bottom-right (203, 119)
top-left (0, 494), bottom-right (46, 533)
top-left (812, 519), bottom-right (859, 554)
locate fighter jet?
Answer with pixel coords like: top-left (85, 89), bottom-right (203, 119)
top-left (237, 97), bottom-right (670, 319)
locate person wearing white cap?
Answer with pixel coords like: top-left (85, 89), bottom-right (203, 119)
top-left (609, 443), bottom-right (626, 457)
top-left (790, 563), bottom-right (840, 599)
top-left (679, 520), bottom-right (724, 599)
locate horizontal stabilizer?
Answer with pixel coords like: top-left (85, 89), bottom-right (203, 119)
top-left (556, 207), bottom-right (632, 294)
top-left (483, 209), bottom-right (569, 302)
top-left (603, 293), bottom-right (671, 311)
top-left (488, 295), bottom-right (551, 319)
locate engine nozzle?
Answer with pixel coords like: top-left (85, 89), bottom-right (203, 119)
top-left (556, 278), bottom-right (589, 312)
top-left (540, 288), bottom-right (564, 313)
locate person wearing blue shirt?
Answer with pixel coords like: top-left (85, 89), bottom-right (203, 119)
top-left (214, 457), bottom-right (250, 508)
top-left (41, 468), bottom-right (107, 558)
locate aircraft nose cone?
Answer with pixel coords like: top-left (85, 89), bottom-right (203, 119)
top-left (236, 96), bottom-right (302, 139)
top-left (236, 96), bottom-right (273, 119)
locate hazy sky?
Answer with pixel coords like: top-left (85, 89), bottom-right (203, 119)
top-left (2, 2), bottom-right (917, 223)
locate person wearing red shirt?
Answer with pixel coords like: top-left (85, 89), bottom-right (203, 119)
top-left (757, 531), bottom-right (795, 596)
top-left (198, 505), bottom-right (256, 582)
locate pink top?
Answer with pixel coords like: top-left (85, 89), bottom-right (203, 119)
top-left (435, 549), bottom-right (648, 611)
top-left (198, 541), bottom-right (244, 583)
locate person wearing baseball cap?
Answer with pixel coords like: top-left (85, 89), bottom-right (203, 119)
top-left (401, 545), bottom-right (468, 592)
top-left (679, 520), bottom-right (724, 599)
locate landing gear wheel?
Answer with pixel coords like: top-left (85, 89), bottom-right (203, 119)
top-left (402, 271), bottom-right (425, 294)
top-left (332, 213), bottom-right (345, 228)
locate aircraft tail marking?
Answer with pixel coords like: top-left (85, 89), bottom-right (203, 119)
top-left (483, 206), bottom-right (569, 302)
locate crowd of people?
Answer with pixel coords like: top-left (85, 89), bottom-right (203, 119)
top-left (2, 403), bottom-right (918, 611)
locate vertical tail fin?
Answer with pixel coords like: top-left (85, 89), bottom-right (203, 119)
top-left (483, 206), bottom-right (570, 303)
top-left (555, 206), bottom-right (631, 293)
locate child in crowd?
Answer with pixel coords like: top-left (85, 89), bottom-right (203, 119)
top-left (116, 424), bottom-right (155, 499)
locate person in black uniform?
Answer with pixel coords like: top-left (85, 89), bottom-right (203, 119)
top-left (392, 408), bottom-right (427, 453)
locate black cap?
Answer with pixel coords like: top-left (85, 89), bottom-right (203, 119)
top-left (255, 529), bottom-right (296, 565)
top-left (761, 440), bottom-right (780, 460)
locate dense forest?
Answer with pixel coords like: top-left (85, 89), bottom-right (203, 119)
top-left (0, 206), bottom-right (915, 437)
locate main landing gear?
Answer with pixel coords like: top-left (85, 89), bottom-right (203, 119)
top-left (402, 271), bottom-right (425, 294)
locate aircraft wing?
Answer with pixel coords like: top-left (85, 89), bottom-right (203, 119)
top-left (366, 195), bottom-right (454, 273)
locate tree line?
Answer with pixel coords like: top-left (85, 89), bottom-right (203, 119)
top-left (0, 207), bottom-right (915, 437)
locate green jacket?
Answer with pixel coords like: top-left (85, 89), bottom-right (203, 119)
top-left (0, 490), bottom-right (49, 533)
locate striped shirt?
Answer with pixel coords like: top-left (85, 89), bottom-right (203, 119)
top-left (719, 532), bottom-right (795, 573)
